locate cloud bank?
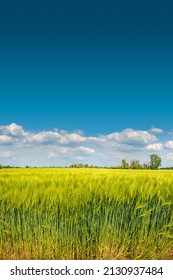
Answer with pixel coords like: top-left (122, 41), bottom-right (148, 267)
top-left (0, 123), bottom-right (173, 167)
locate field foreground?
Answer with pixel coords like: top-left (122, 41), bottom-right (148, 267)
top-left (0, 168), bottom-right (173, 260)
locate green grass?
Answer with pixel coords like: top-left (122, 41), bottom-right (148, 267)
top-left (0, 168), bottom-right (173, 259)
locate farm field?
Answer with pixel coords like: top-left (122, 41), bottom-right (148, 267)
top-left (0, 168), bottom-right (173, 260)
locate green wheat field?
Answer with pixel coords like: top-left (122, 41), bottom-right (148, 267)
top-left (0, 168), bottom-right (173, 260)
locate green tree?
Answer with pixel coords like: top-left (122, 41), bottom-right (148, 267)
top-left (149, 154), bottom-right (162, 170)
top-left (121, 159), bottom-right (129, 169)
top-left (130, 160), bottom-right (142, 169)
top-left (143, 162), bottom-right (150, 169)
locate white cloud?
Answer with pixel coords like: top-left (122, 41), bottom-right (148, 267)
top-left (149, 127), bottom-right (164, 134)
top-left (47, 146), bottom-right (94, 159)
top-left (78, 146), bottom-right (95, 154)
top-left (48, 152), bottom-right (57, 158)
top-left (0, 123), bottom-right (25, 137)
top-left (0, 135), bottom-right (14, 144)
top-left (59, 132), bottom-right (86, 144)
top-left (59, 146), bottom-right (95, 155)
top-left (164, 141), bottom-right (173, 149)
top-left (26, 131), bottom-right (86, 145)
top-left (100, 129), bottom-right (157, 145)
top-left (30, 131), bottom-right (60, 144)
top-left (60, 147), bottom-right (70, 154)
top-left (146, 143), bottom-right (163, 151)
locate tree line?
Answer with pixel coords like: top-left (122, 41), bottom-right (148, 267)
top-left (121, 154), bottom-right (161, 170)
top-left (0, 154), bottom-right (162, 170)
top-left (69, 154), bottom-right (162, 170)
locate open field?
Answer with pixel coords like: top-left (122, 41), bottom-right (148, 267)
top-left (0, 168), bottom-right (173, 260)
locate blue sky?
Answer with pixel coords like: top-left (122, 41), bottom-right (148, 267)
top-left (0, 1), bottom-right (173, 166)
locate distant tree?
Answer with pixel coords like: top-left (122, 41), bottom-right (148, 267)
top-left (111, 165), bottom-right (121, 169)
top-left (121, 159), bottom-right (129, 169)
top-left (130, 160), bottom-right (142, 169)
top-left (149, 154), bottom-right (162, 170)
top-left (69, 163), bottom-right (87, 168)
top-left (143, 162), bottom-right (150, 169)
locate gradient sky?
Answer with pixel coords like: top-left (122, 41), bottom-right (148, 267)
top-left (0, 1), bottom-right (173, 166)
